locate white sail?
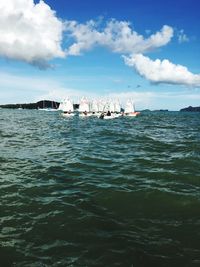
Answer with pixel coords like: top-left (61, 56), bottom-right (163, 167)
top-left (58, 101), bottom-right (64, 110)
top-left (124, 99), bottom-right (135, 113)
top-left (79, 97), bottom-right (90, 112)
top-left (103, 100), bottom-right (110, 112)
top-left (60, 98), bottom-right (74, 112)
top-left (90, 100), bottom-right (99, 113)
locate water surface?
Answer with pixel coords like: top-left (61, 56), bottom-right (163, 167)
top-left (1, 109), bottom-right (200, 266)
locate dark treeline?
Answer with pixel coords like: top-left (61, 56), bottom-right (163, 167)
top-left (0, 100), bottom-right (60, 109)
top-left (180, 106), bottom-right (200, 112)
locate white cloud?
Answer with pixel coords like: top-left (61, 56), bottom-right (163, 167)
top-left (0, 0), bottom-right (195, 95)
top-left (0, 1), bottom-right (174, 69)
top-left (0, 0), bottom-right (65, 68)
top-left (65, 19), bottom-right (174, 55)
top-left (178, 29), bottom-right (189, 43)
top-left (123, 54), bottom-right (200, 87)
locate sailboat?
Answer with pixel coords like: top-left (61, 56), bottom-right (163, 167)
top-left (124, 99), bottom-right (140, 117)
top-left (78, 97), bottom-right (92, 117)
top-left (100, 100), bottom-right (121, 119)
top-left (60, 98), bottom-right (74, 117)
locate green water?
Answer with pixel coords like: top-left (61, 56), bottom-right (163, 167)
top-left (1, 109), bottom-right (200, 267)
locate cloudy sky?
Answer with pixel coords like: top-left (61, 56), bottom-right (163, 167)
top-left (0, 0), bottom-right (199, 110)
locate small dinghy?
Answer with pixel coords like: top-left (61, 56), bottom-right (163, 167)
top-left (59, 97), bottom-right (74, 117)
top-left (124, 99), bottom-right (140, 117)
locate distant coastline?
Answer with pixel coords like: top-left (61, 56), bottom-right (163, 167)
top-left (0, 100), bottom-right (60, 110)
top-left (180, 106), bottom-right (200, 112)
top-left (0, 101), bottom-right (200, 112)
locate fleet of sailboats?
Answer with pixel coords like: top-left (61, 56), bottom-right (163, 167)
top-left (36, 96), bottom-right (140, 119)
top-left (58, 97), bottom-right (140, 119)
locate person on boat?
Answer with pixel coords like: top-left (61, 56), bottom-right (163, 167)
top-left (99, 113), bottom-right (104, 119)
top-left (107, 110), bottom-right (111, 116)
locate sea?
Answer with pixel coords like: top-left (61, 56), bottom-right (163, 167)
top-left (1, 109), bottom-right (200, 267)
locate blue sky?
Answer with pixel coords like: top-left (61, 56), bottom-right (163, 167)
top-left (0, 0), bottom-right (199, 110)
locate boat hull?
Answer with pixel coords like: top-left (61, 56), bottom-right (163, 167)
top-left (62, 113), bottom-right (75, 117)
top-left (100, 113), bottom-right (122, 119)
top-left (125, 112), bottom-right (140, 117)
top-left (79, 113), bottom-right (93, 117)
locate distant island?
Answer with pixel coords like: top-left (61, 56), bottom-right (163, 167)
top-left (153, 109), bottom-right (169, 112)
top-left (0, 100), bottom-right (60, 109)
top-left (180, 106), bottom-right (200, 112)
top-left (0, 100), bottom-right (80, 110)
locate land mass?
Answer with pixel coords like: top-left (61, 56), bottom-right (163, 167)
top-left (180, 106), bottom-right (200, 112)
top-left (0, 100), bottom-right (60, 109)
top-left (1, 101), bottom-right (199, 112)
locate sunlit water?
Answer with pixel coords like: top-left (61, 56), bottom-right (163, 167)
top-left (1, 109), bottom-right (200, 267)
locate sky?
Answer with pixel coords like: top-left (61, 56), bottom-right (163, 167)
top-left (0, 0), bottom-right (200, 110)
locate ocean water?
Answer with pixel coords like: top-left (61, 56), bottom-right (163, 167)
top-left (1, 109), bottom-right (200, 267)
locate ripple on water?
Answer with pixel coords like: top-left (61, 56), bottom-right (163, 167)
top-left (1, 110), bottom-right (200, 266)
